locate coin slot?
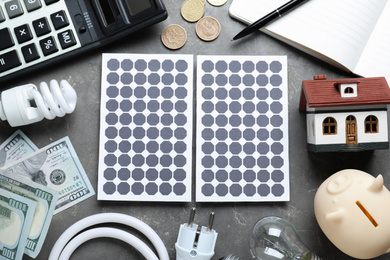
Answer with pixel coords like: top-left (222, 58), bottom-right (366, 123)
top-left (356, 201), bottom-right (378, 227)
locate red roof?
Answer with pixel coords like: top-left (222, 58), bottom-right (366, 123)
top-left (299, 77), bottom-right (390, 111)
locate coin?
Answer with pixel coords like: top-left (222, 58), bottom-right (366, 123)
top-left (191, 0), bottom-right (206, 4)
top-left (196, 16), bottom-right (221, 41)
top-left (181, 0), bottom-right (205, 22)
top-left (161, 24), bottom-right (187, 50)
top-left (207, 0), bottom-right (228, 6)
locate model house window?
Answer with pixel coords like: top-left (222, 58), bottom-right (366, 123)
top-left (365, 115), bottom-right (378, 133)
top-left (344, 87), bottom-right (354, 94)
top-left (338, 83), bottom-right (358, 98)
top-left (323, 117), bottom-right (337, 135)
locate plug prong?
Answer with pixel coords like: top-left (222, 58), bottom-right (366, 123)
top-left (188, 207), bottom-right (196, 227)
top-left (207, 212), bottom-right (215, 231)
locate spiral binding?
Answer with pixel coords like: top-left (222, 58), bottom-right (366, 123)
top-left (29, 79), bottom-right (77, 120)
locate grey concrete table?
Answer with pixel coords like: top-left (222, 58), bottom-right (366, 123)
top-left (1, 0), bottom-right (389, 259)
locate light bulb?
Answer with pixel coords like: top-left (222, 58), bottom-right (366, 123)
top-left (249, 216), bottom-right (321, 260)
top-left (0, 79), bottom-right (77, 127)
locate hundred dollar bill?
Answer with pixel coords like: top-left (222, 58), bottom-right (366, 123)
top-left (0, 171), bottom-right (58, 258)
top-left (0, 130), bottom-right (38, 168)
top-left (2, 137), bottom-right (95, 214)
top-left (0, 188), bottom-right (36, 260)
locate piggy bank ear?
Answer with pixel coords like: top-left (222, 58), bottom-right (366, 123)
top-left (325, 209), bottom-right (345, 224)
top-left (369, 175), bottom-right (384, 192)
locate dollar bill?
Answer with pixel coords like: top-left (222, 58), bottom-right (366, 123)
top-left (2, 137), bottom-right (95, 214)
top-left (0, 170), bottom-right (58, 258)
top-left (0, 188), bottom-right (36, 260)
top-left (0, 130), bottom-right (38, 168)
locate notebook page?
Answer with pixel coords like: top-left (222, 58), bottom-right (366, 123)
top-left (354, 1), bottom-right (390, 82)
top-left (230, 0), bottom-right (386, 72)
top-left (266, 0), bottom-right (386, 71)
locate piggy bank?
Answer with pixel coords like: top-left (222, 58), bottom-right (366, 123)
top-left (314, 169), bottom-right (390, 259)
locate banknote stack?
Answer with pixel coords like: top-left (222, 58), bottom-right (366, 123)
top-left (0, 130), bottom-right (95, 260)
top-left (0, 171), bottom-right (58, 260)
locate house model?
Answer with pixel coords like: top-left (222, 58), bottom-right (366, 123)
top-left (299, 76), bottom-right (390, 152)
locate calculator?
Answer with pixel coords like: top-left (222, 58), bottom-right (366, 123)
top-left (0, 0), bottom-right (167, 85)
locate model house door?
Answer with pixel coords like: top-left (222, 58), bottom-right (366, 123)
top-left (346, 115), bottom-right (357, 145)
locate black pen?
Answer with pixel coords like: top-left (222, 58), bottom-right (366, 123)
top-left (232, 0), bottom-right (308, 41)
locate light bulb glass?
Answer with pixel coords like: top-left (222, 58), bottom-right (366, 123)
top-left (249, 216), bottom-right (321, 260)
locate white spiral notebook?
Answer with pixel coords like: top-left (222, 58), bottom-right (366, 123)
top-left (229, 0), bottom-right (390, 82)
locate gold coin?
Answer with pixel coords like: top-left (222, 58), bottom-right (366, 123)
top-left (189, 0), bottom-right (206, 4)
top-left (196, 16), bottom-right (221, 41)
top-left (181, 0), bottom-right (205, 22)
top-left (207, 0), bottom-right (228, 6)
top-left (161, 24), bottom-right (187, 50)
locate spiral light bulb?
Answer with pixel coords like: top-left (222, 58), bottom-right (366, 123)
top-left (249, 216), bottom-right (321, 260)
top-left (0, 79), bottom-right (77, 127)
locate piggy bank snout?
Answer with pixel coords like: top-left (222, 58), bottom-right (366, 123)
top-left (327, 173), bottom-right (353, 194)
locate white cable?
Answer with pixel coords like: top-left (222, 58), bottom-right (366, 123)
top-left (48, 213), bottom-right (169, 260)
top-left (58, 227), bottom-right (158, 260)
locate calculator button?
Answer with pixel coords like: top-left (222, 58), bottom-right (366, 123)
top-left (0, 50), bottom-right (21, 73)
top-left (22, 43), bottom-right (40, 62)
top-left (39, 36), bottom-right (58, 56)
top-left (0, 7), bottom-right (5, 22)
top-left (23, 0), bottom-right (41, 12)
top-left (58, 29), bottom-right (76, 49)
top-left (51, 10), bottom-right (69, 30)
top-left (14, 24), bottom-right (33, 43)
top-left (44, 0), bottom-right (59, 5)
top-left (0, 28), bottom-right (14, 51)
top-left (33, 17), bottom-right (51, 36)
top-left (5, 0), bottom-right (24, 18)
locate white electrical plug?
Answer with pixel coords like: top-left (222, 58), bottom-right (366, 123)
top-left (175, 208), bottom-right (218, 260)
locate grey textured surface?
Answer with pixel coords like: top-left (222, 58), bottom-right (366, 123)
top-left (1, 0), bottom-right (389, 259)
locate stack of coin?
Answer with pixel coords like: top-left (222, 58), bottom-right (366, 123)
top-left (161, 0), bottom-right (225, 49)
